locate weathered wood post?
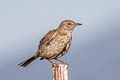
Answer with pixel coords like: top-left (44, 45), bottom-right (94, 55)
top-left (52, 64), bottom-right (69, 80)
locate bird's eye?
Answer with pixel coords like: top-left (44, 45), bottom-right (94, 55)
top-left (68, 23), bottom-right (72, 25)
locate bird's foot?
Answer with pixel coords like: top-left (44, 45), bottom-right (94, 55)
top-left (47, 59), bottom-right (57, 65)
top-left (55, 59), bottom-right (68, 65)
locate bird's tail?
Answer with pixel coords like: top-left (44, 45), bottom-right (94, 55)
top-left (18, 54), bottom-right (39, 67)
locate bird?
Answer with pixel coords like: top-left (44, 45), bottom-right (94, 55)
top-left (18, 20), bottom-right (82, 67)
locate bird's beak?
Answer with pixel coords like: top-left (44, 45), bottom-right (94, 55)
top-left (76, 23), bottom-right (82, 26)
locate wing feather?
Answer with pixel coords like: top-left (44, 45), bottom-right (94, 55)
top-left (38, 29), bottom-right (57, 49)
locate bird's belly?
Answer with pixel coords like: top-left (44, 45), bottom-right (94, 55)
top-left (39, 37), bottom-right (68, 59)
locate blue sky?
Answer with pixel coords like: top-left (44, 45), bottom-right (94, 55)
top-left (0, 0), bottom-right (120, 80)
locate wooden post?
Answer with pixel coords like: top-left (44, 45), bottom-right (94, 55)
top-left (52, 64), bottom-right (69, 80)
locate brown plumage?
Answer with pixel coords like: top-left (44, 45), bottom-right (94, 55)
top-left (18, 20), bottom-right (82, 67)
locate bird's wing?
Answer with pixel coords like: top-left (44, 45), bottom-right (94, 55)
top-left (38, 29), bottom-right (57, 49)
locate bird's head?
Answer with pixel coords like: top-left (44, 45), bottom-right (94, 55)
top-left (58, 20), bottom-right (82, 31)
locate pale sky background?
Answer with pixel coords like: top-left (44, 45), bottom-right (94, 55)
top-left (0, 0), bottom-right (120, 80)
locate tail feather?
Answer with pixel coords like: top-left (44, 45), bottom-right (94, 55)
top-left (18, 56), bottom-right (38, 67)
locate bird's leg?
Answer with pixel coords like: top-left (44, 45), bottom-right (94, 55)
top-left (47, 59), bottom-right (56, 65)
top-left (55, 58), bottom-right (68, 65)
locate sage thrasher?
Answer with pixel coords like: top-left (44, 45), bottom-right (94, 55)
top-left (18, 20), bottom-right (82, 67)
